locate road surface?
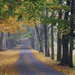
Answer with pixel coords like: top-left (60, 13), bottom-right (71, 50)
top-left (15, 43), bottom-right (66, 75)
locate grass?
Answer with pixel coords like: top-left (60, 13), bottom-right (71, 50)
top-left (7, 44), bottom-right (22, 51)
top-left (0, 44), bottom-right (22, 75)
top-left (50, 53), bottom-right (75, 67)
top-left (13, 44), bottom-right (22, 50)
top-left (31, 50), bottom-right (75, 75)
top-left (0, 50), bottom-right (20, 75)
top-left (27, 45), bottom-right (33, 49)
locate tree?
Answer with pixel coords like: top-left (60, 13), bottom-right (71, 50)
top-left (0, 32), bottom-right (3, 51)
top-left (30, 28), bottom-right (35, 49)
top-left (44, 9), bottom-right (50, 57)
top-left (57, 0), bottom-right (62, 61)
top-left (68, 0), bottom-right (75, 67)
top-left (2, 32), bottom-right (6, 50)
top-left (51, 24), bottom-right (54, 59)
top-left (61, 0), bottom-right (70, 65)
top-left (35, 23), bottom-right (44, 52)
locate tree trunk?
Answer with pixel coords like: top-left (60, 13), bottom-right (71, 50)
top-left (0, 32), bottom-right (3, 51)
top-left (69, 0), bottom-right (74, 67)
top-left (61, 35), bottom-right (69, 65)
top-left (35, 29), bottom-right (40, 50)
top-left (34, 29), bottom-right (38, 50)
top-left (51, 25), bottom-right (54, 59)
top-left (44, 9), bottom-right (50, 57)
top-left (6, 32), bottom-right (11, 49)
top-left (35, 23), bottom-right (44, 52)
top-left (40, 24), bottom-right (44, 52)
top-left (44, 24), bottom-right (50, 56)
top-left (30, 28), bottom-right (35, 49)
top-left (31, 37), bottom-right (35, 49)
top-left (57, 29), bottom-right (61, 61)
top-left (61, 0), bottom-right (70, 65)
top-left (57, 1), bottom-right (62, 61)
top-left (69, 20), bottom-right (73, 67)
top-left (2, 33), bottom-right (6, 51)
top-left (48, 29), bottom-right (50, 57)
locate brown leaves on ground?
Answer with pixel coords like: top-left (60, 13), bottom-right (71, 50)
top-left (31, 50), bottom-right (75, 75)
top-left (13, 45), bottom-right (22, 50)
top-left (0, 51), bottom-right (20, 75)
top-left (27, 45), bottom-right (33, 49)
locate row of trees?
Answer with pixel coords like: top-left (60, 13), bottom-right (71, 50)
top-left (0, 0), bottom-right (26, 50)
top-left (22, 0), bottom-right (75, 67)
top-left (0, 0), bottom-right (75, 68)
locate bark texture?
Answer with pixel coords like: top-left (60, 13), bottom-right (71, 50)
top-left (57, 0), bottom-right (62, 61)
top-left (35, 23), bottom-right (44, 52)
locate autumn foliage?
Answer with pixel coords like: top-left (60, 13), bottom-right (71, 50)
top-left (0, 16), bottom-right (25, 34)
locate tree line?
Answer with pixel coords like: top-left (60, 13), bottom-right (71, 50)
top-left (26, 0), bottom-right (75, 67)
top-left (0, 0), bottom-right (75, 68)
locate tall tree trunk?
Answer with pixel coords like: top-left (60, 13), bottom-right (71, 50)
top-left (61, 0), bottom-right (70, 65)
top-left (35, 29), bottom-right (40, 50)
top-left (2, 33), bottom-right (6, 51)
top-left (61, 35), bottom-right (69, 65)
top-left (57, 1), bottom-right (62, 61)
top-left (44, 24), bottom-right (50, 56)
top-left (31, 37), bottom-right (35, 49)
top-left (44, 9), bottom-right (50, 57)
top-left (48, 29), bottom-right (50, 57)
top-left (69, 21), bottom-right (73, 67)
top-left (69, 0), bottom-right (74, 67)
top-left (34, 29), bottom-right (38, 50)
top-left (40, 24), bottom-right (44, 51)
top-left (57, 29), bottom-right (61, 61)
top-left (6, 32), bottom-right (11, 49)
top-left (30, 28), bottom-right (35, 49)
top-left (0, 32), bottom-right (3, 51)
top-left (35, 23), bottom-right (44, 52)
top-left (51, 25), bottom-right (54, 59)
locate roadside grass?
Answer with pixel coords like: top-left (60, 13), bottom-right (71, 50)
top-left (27, 45), bottom-right (33, 49)
top-left (12, 44), bottom-right (22, 50)
top-left (7, 45), bottom-right (22, 51)
top-left (0, 45), bottom-right (20, 75)
top-left (31, 50), bottom-right (75, 75)
top-left (0, 51), bottom-right (20, 75)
